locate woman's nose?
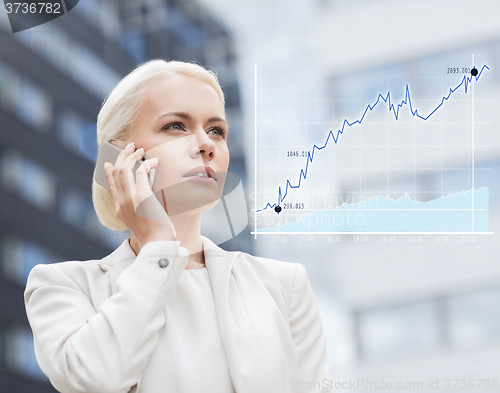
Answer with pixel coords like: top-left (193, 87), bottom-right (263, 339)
top-left (190, 130), bottom-right (215, 160)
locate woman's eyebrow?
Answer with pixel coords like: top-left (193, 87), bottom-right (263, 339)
top-left (157, 111), bottom-right (227, 124)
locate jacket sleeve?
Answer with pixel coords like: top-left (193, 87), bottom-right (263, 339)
top-left (288, 263), bottom-right (331, 392)
top-left (24, 240), bottom-right (189, 393)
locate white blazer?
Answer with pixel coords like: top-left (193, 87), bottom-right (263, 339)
top-left (24, 236), bottom-right (331, 393)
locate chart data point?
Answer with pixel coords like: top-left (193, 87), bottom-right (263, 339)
top-left (471, 67), bottom-right (478, 76)
top-left (274, 206), bottom-right (282, 213)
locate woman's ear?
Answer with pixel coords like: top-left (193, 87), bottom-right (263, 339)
top-left (110, 140), bottom-right (125, 149)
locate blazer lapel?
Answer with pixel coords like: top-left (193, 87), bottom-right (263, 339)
top-left (203, 237), bottom-right (297, 393)
top-left (97, 238), bottom-right (136, 296)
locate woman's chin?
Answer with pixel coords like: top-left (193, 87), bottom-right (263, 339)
top-left (187, 199), bottom-right (220, 215)
top-left (154, 190), bottom-right (221, 216)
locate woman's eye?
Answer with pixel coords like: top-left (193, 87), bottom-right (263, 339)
top-left (163, 122), bottom-right (184, 131)
top-left (208, 126), bottom-right (226, 137)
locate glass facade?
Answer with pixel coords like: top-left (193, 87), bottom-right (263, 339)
top-left (0, 1), bottom-right (244, 389)
top-left (0, 234), bottom-right (59, 383)
top-left (0, 149), bottom-right (57, 212)
top-left (0, 62), bottom-right (52, 132)
top-left (5, 325), bottom-right (47, 380)
top-left (73, 0), bottom-right (121, 41)
top-left (13, 24), bottom-right (121, 99)
top-left (1, 235), bottom-right (60, 285)
top-left (59, 185), bottom-right (128, 248)
top-left (57, 109), bottom-right (98, 163)
top-left (121, 27), bottom-right (147, 63)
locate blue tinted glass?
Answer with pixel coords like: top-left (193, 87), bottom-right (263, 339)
top-left (60, 187), bottom-right (85, 226)
top-left (57, 110), bottom-right (98, 162)
top-left (122, 28), bottom-right (146, 63)
top-left (18, 157), bottom-right (55, 210)
top-left (82, 122), bottom-right (98, 162)
top-left (10, 327), bottom-right (47, 380)
top-left (167, 8), bottom-right (204, 50)
top-left (14, 24), bottom-right (121, 99)
top-left (0, 324), bottom-right (6, 362)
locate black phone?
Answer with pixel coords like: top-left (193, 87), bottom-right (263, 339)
top-left (94, 141), bottom-right (155, 190)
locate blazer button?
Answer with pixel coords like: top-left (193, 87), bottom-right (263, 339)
top-left (158, 258), bottom-right (169, 268)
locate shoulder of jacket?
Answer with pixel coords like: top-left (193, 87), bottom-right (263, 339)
top-left (25, 257), bottom-right (120, 300)
top-left (29, 257), bottom-right (104, 277)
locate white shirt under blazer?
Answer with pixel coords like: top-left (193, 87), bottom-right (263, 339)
top-left (24, 235), bottom-right (331, 393)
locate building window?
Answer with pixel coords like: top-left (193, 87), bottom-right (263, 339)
top-left (0, 62), bottom-right (52, 132)
top-left (14, 24), bottom-right (121, 99)
top-left (5, 325), bottom-right (47, 380)
top-left (1, 235), bottom-right (60, 285)
top-left (167, 6), bottom-right (205, 51)
top-left (0, 149), bottom-right (56, 211)
top-left (121, 27), bottom-right (147, 64)
top-left (0, 324), bottom-right (6, 364)
top-left (73, 0), bottom-right (122, 41)
top-left (57, 109), bottom-right (98, 162)
top-left (59, 186), bottom-right (96, 233)
top-left (0, 5), bottom-right (9, 30)
top-left (59, 185), bottom-right (129, 248)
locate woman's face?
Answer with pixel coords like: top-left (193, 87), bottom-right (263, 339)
top-left (126, 74), bottom-right (229, 215)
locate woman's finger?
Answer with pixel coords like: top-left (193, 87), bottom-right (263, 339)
top-left (103, 162), bottom-right (115, 192)
top-left (125, 148), bottom-right (146, 186)
top-left (115, 145), bottom-right (143, 203)
top-left (103, 162), bottom-right (120, 210)
top-left (109, 161), bottom-right (125, 201)
top-left (135, 157), bottom-right (159, 192)
top-left (133, 157), bottom-right (165, 219)
top-left (123, 148), bottom-right (147, 202)
top-left (110, 143), bottom-right (135, 197)
top-left (114, 142), bottom-right (135, 168)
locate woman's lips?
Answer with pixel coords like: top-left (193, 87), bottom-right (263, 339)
top-left (184, 175), bottom-right (214, 183)
top-left (183, 166), bottom-right (216, 182)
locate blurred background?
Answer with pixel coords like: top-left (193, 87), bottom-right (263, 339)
top-left (0, 0), bottom-right (499, 391)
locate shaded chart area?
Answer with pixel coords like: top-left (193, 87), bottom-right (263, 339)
top-left (254, 63), bottom-right (492, 234)
top-left (259, 188), bottom-right (489, 233)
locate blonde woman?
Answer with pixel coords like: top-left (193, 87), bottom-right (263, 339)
top-left (24, 59), bottom-right (331, 393)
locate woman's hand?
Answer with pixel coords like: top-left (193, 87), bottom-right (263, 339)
top-left (104, 142), bottom-right (177, 247)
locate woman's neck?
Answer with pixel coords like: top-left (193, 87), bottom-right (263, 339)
top-left (129, 213), bottom-right (205, 269)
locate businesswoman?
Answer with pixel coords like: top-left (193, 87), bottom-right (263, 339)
top-left (24, 59), bottom-right (331, 393)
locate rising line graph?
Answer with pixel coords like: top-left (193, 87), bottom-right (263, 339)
top-left (255, 64), bottom-right (490, 214)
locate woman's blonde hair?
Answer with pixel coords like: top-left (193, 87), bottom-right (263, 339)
top-left (92, 59), bottom-right (225, 231)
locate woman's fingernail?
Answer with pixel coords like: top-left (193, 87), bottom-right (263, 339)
top-left (104, 162), bottom-right (110, 169)
top-left (126, 142), bottom-right (135, 149)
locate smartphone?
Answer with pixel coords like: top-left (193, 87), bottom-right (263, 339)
top-left (94, 141), bottom-right (155, 190)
